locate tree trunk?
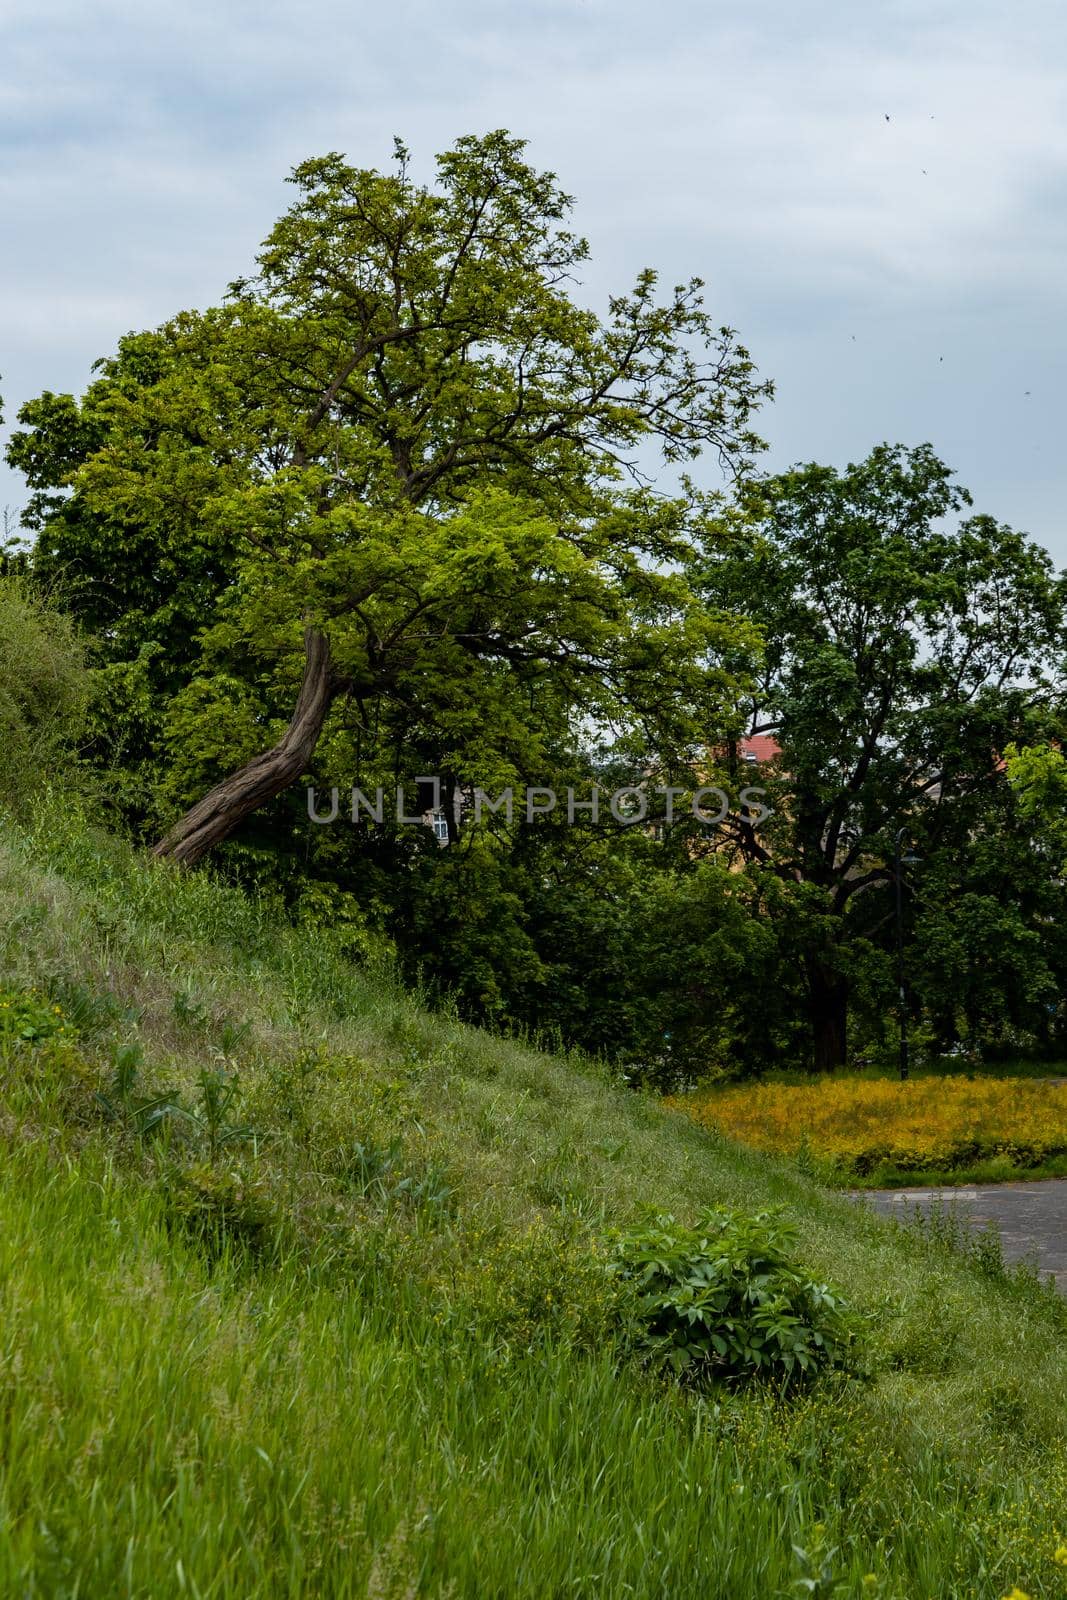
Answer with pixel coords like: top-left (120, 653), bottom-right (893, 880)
top-left (153, 627), bottom-right (335, 868)
top-left (807, 962), bottom-right (849, 1071)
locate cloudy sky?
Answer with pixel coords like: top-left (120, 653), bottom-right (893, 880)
top-left (2, 0), bottom-right (1065, 557)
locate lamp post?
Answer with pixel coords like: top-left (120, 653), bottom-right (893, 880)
top-left (893, 828), bottom-right (921, 1081)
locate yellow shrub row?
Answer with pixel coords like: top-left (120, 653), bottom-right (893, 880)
top-left (667, 1076), bottom-right (1067, 1176)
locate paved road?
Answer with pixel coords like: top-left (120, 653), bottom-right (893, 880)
top-left (853, 1180), bottom-right (1067, 1291)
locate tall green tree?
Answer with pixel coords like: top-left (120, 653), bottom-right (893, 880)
top-left (8, 133), bottom-right (769, 865)
top-left (698, 443), bottom-right (1065, 1068)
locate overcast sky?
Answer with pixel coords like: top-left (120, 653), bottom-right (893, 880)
top-left (2, 0), bottom-right (1065, 559)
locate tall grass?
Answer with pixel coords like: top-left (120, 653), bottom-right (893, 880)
top-left (2, 796), bottom-right (1067, 1597)
top-left (3, 1132), bottom-right (1066, 1600)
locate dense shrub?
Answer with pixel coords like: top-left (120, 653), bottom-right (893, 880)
top-left (0, 986), bottom-right (72, 1047)
top-left (165, 1163), bottom-right (276, 1262)
top-left (0, 576), bottom-right (88, 810)
top-left (610, 1208), bottom-right (858, 1386)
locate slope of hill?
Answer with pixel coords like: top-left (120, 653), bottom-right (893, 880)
top-left (2, 795), bottom-right (1066, 1598)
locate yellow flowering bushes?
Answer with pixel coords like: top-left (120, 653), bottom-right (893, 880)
top-left (667, 1076), bottom-right (1067, 1183)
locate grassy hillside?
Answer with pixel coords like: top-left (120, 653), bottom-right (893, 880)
top-left (2, 796), bottom-right (1067, 1599)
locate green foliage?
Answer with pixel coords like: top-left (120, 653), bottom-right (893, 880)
top-left (380, 801), bottom-right (814, 1083)
top-left (187, 1064), bottom-right (253, 1163)
top-left (912, 881), bottom-right (1062, 1054)
top-left (93, 1037), bottom-right (256, 1157)
top-left (4, 136), bottom-right (781, 1083)
top-left (343, 1135), bottom-right (404, 1197)
top-left (0, 987), bottom-right (71, 1047)
top-left (172, 988), bottom-right (210, 1030)
top-left (444, 1214), bottom-right (623, 1351)
top-left (899, 1204), bottom-right (1067, 1327)
top-left (697, 443), bottom-right (1067, 1067)
top-left (8, 154), bottom-right (1067, 1088)
top-left (880, 1289), bottom-right (969, 1376)
top-left (93, 1039), bottom-right (185, 1139)
top-left (1006, 741), bottom-right (1067, 869)
top-left (8, 133), bottom-right (766, 860)
top-left (611, 1208), bottom-right (858, 1385)
top-left (165, 1161), bottom-right (275, 1262)
top-left (790, 1522), bottom-right (877, 1598)
top-left (45, 978), bottom-right (129, 1037)
top-left (0, 575), bottom-right (88, 811)
top-left (342, 1136), bottom-right (453, 1216)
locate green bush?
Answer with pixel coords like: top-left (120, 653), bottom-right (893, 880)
top-left (0, 576), bottom-right (88, 810)
top-left (165, 1163), bottom-right (276, 1263)
top-left (0, 986), bottom-right (72, 1048)
top-left (610, 1208), bottom-right (858, 1386)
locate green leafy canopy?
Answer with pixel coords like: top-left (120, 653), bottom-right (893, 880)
top-left (8, 133), bottom-right (771, 840)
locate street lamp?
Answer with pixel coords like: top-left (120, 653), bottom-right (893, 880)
top-left (893, 828), bottom-right (922, 1081)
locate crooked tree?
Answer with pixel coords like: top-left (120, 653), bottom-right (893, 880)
top-left (10, 132), bottom-right (769, 865)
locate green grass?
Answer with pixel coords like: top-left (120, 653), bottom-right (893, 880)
top-left (2, 793), bottom-right (1067, 1597)
top-left (741, 1059), bottom-right (1067, 1086)
top-left (842, 1154), bottom-right (1067, 1191)
top-left (931, 1058), bottom-right (1067, 1081)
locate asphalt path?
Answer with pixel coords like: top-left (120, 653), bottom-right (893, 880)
top-left (853, 1180), bottom-right (1067, 1291)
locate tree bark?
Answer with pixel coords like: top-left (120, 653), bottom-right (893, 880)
top-left (807, 962), bottom-right (849, 1071)
top-left (153, 627), bottom-right (336, 868)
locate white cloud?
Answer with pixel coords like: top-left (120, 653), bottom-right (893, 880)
top-left (1, 0), bottom-right (1064, 555)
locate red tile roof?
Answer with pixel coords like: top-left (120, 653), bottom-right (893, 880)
top-left (740, 734), bottom-right (782, 763)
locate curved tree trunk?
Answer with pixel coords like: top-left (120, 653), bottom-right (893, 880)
top-left (153, 628), bottom-right (335, 868)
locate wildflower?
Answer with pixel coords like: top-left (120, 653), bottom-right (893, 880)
top-left (668, 1076), bottom-right (1067, 1180)
top-left (1055, 1545), bottom-right (1067, 1567)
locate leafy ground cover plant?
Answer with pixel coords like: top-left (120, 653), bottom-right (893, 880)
top-left (164, 1161), bottom-right (276, 1262)
top-left (94, 1040), bottom-right (186, 1139)
top-left (610, 1207), bottom-right (858, 1385)
top-left (187, 1065), bottom-right (253, 1162)
top-left (0, 987), bottom-right (71, 1047)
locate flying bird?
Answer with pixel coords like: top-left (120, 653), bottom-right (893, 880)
top-left (885, 113), bottom-right (890, 121)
